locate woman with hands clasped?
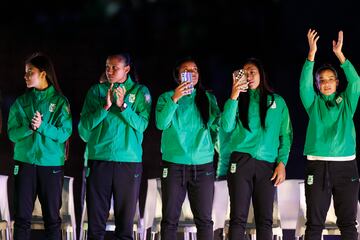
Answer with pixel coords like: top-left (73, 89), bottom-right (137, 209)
top-left (301, 29), bottom-right (360, 240)
top-left (79, 53), bottom-right (151, 240)
top-left (8, 52), bottom-right (72, 240)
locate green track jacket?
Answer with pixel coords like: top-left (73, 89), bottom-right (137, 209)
top-left (300, 59), bottom-right (360, 157)
top-left (8, 85), bottom-right (72, 166)
top-left (156, 90), bottom-right (220, 165)
top-left (217, 89), bottom-right (293, 176)
top-left (78, 77), bottom-right (151, 162)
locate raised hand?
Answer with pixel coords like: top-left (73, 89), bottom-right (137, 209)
top-left (333, 31), bottom-right (346, 64)
top-left (104, 83), bottom-right (114, 110)
top-left (171, 81), bottom-right (192, 103)
top-left (230, 71), bottom-right (248, 100)
top-left (31, 111), bottom-right (42, 130)
top-left (114, 86), bottom-right (126, 108)
top-left (307, 29), bottom-right (319, 61)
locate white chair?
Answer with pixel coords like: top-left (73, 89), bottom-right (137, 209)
top-left (139, 178), bottom-right (158, 240)
top-left (179, 193), bottom-right (197, 240)
top-left (31, 176), bottom-right (76, 240)
top-left (0, 175), bottom-right (11, 240)
top-left (277, 179), bottom-right (304, 230)
top-left (79, 195), bottom-right (140, 240)
top-left (224, 187), bottom-right (283, 240)
top-left (212, 180), bottom-right (230, 232)
top-left (149, 179), bottom-right (162, 240)
top-left (295, 181), bottom-right (360, 239)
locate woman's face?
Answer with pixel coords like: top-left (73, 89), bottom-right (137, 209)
top-left (106, 56), bottom-right (130, 84)
top-left (316, 69), bottom-right (338, 96)
top-left (244, 63), bottom-right (260, 89)
top-left (178, 61), bottom-right (199, 86)
top-left (24, 64), bottom-right (47, 89)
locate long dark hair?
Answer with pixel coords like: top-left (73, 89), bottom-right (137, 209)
top-left (238, 58), bottom-right (274, 130)
top-left (25, 52), bottom-right (70, 160)
top-left (108, 53), bottom-right (139, 83)
top-left (173, 57), bottom-right (210, 126)
top-left (25, 52), bottom-right (62, 93)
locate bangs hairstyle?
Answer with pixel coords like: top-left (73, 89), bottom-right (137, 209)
top-left (107, 53), bottom-right (139, 83)
top-left (25, 52), bottom-right (62, 93)
top-left (315, 64), bottom-right (339, 82)
top-left (238, 58), bottom-right (274, 130)
top-left (172, 57), bottom-right (210, 126)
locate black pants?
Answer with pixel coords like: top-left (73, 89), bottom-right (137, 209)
top-left (227, 152), bottom-right (275, 240)
top-left (160, 161), bottom-right (214, 240)
top-left (13, 161), bottom-right (63, 240)
top-left (305, 160), bottom-right (359, 240)
top-left (86, 160), bottom-right (142, 240)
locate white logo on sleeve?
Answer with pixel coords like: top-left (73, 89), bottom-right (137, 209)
top-left (49, 103), bottom-right (56, 112)
top-left (270, 100), bottom-right (277, 109)
top-left (145, 94), bottom-right (151, 103)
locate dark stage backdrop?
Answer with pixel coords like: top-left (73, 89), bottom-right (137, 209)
top-left (1, 0), bottom-right (360, 238)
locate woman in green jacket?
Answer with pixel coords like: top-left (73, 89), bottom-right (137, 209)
top-left (78, 53), bottom-right (151, 240)
top-left (219, 58), bottom-right (293, 240)
top-left (156, 57), bottom-right (220, 240)
top-left (8, 52), bottom-right (72, 240)
top-left (301, 29), bottom-right (360, 240)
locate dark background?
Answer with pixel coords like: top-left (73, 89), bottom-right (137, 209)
top-left (0, 0), bottom-right (359, 238)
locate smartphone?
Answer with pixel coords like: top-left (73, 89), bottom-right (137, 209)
top-left (180, 71), bottom-right (194, 94)
top-left (233, 69), bottom-right (248, 90)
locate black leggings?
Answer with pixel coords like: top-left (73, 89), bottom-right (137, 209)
top-left (160, 161), bottom-right (215, 240)
top-left (86, 160), bottom-right (142, 240)
top-left (305, 160), bottom-right (359, 240)
top-left (14, 161), bottom-right (63, 240)
top-left (227, 152), bottom-right (276, 240)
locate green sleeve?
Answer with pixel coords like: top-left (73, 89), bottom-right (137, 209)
top-left (277, 102), bottom-right (293, 165)
top-left (37, 99), bottom-right (72, 143)
top-left (78, 123), bottom-right (90, 142)
top-left (300, 59), bottom-right (316, 112)
top-left (7, 100), bottom-right (34, 142)
top-left (220, 99), bottom-right (238, 132)
top-left (120, 86), bottom-right (152, 133)
top-left (216, 129), bottom-right (232, 177)
top-left (155, 93), bottom-right (178, 130)
top-left (79, 86), bottom-right (109, 133)
top-left (342, 60), bottom-right (360, 114)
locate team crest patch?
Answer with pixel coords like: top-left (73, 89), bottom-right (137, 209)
top-left (14, 165), bottom-right (19, 175)
top-left (162, 168), bottom-right (168, 178)
top-left (270, 101), bottom-right (277, 109)
top-left (145, 94), bottom-right (151, 103)
top-left (307, 175), bottom-right (314, 185)
top-left (129, 94), bottom-right (136, 103)
top-left (230, 163), bottom-right (237, 173)
top-left (49, 103), bottom-right (56, 112)
top-left (336, 96), bottom-right (343, 104)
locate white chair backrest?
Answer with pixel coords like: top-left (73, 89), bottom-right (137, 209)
top-left (246, 187), bottom-right (281, 226)
top-left (31, 176), bottom-right (76, 239)
top-left (155, 179), bottom-right (163, 220)
top-left (142, 179), bottom-right (158, 230)
top-left (180, 193), bottom-right (194, 221)
top-left (0, 175), bottom-right (10, 223)
top-left (277, 179), bottom-right (303, 229)
top-left (298, 181), bottom-right (337, 224)
top-left (212, 180), bottom-right (230, 230)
